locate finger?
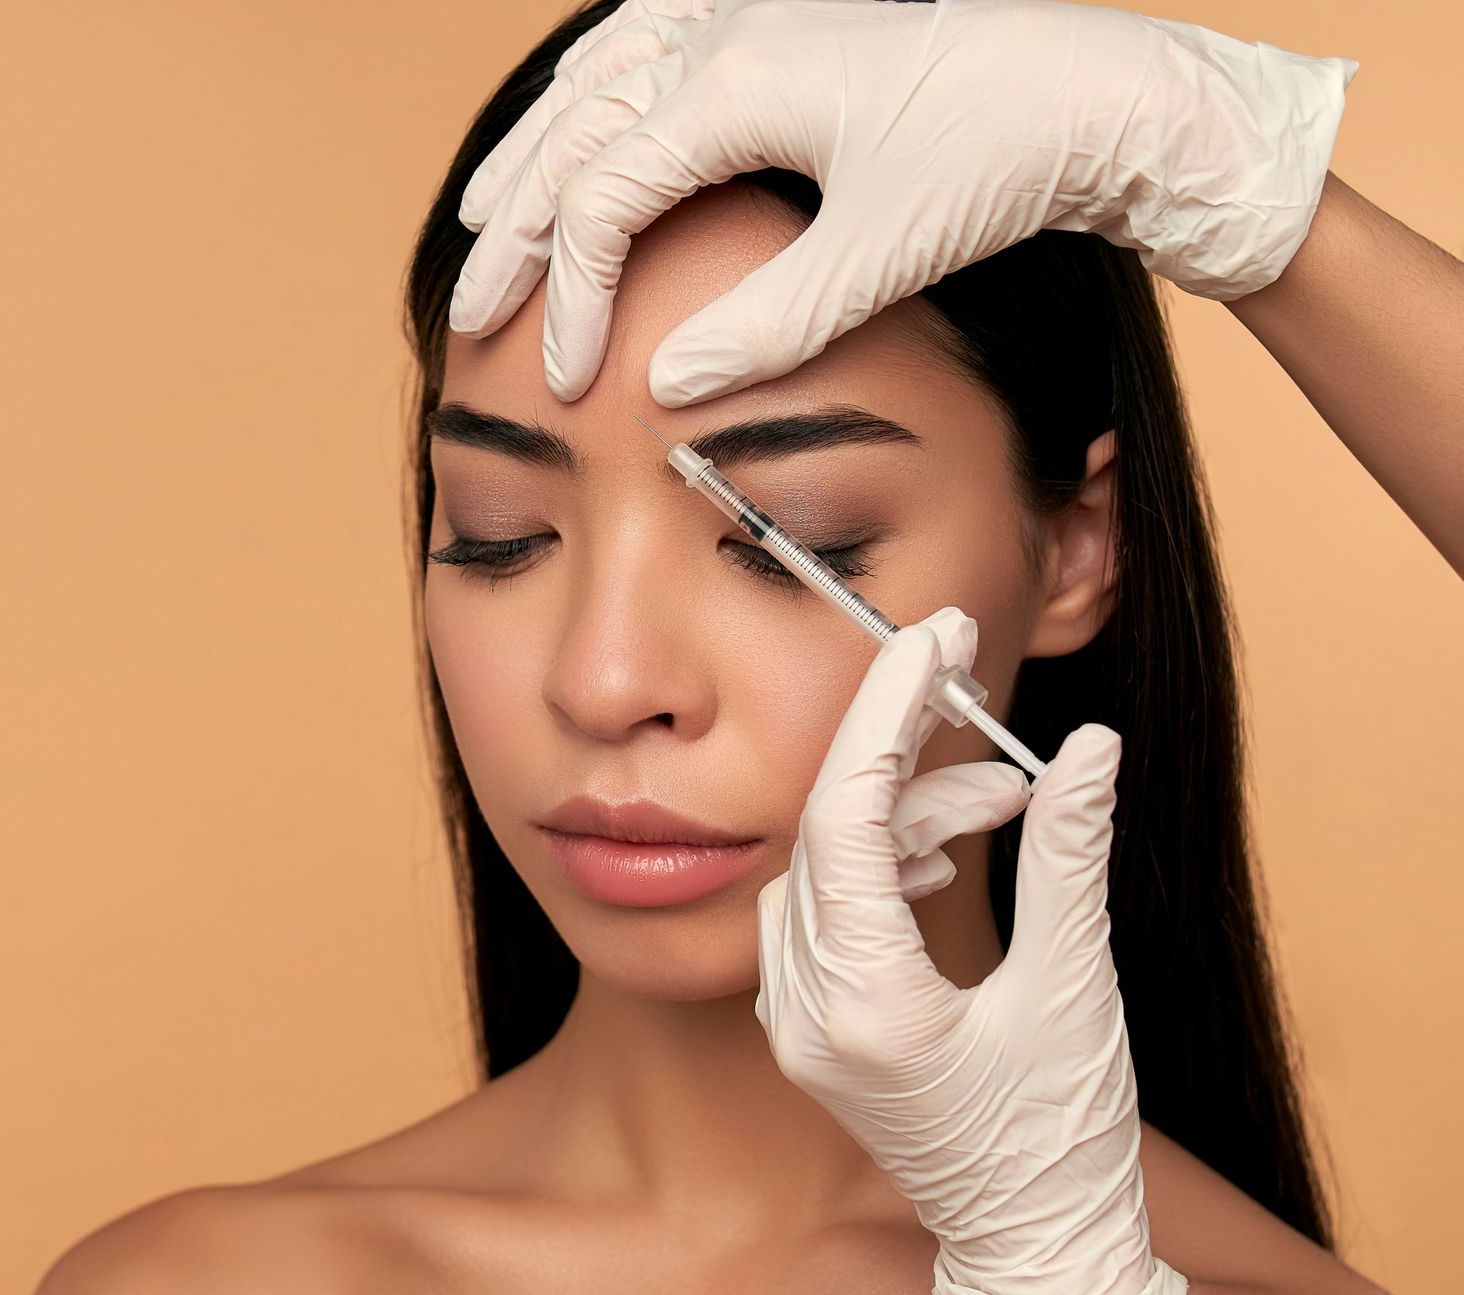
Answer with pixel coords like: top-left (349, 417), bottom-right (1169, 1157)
top-left (1004, 723), bottom-right (1123, 985)
top-left (902, 613), bottom-right (978, 783)
top-left (552, 0), bottom-right (714, 79)
top-left (795, 608), bottom-right (975, 919)
top-left (536, 71), bottom-right (786, 401)
top-left (644, 201), bottom-right (913, 407)
top-left (896, 847), bottom-right (957, 906)
top-left (458, 0), bottom-right (713, 231)
top-left (891, 762), bottom-right (1031, 902)
top-left (806, 607), bottom-right (973, 821)
top-left (451, 46), bottom-right (692, 339)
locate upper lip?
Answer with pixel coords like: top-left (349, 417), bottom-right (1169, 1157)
top-left (539, 796), bottom-right (759, 847)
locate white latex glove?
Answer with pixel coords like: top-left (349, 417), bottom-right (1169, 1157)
top-left (450, 0), bottom-right (1359, 406)
top-left (753, 605), bottom-right (1187, 1295)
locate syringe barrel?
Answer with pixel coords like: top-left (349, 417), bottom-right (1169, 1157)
top-left (672, 446), bottom-right (897, 645)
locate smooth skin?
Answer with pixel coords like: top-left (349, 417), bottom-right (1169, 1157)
top-left (35, 173), bottom-right (1445, 1295)
top-left (1224, 172), bottom-right (1463, 578)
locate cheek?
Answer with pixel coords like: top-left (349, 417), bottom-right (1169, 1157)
top-left (723, 601), bottom-right (1017, 830)
top-left (424, 576), bottom-right (541, 808)
top-left (713, 604), bottom-right (884, 822)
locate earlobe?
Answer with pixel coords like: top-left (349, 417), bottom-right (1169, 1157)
top-left (1023, 429), bottom-right (1119, 659)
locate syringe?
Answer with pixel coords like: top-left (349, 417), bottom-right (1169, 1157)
top-left (634, 414), bottom-right (1048, 781)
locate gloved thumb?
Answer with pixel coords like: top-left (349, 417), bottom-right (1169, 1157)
top-left (891, 762), bottom-right (1032, 902)
top-left (647, 212), bottom-right (865, 407)
top-left (1004, 723), bottom-right (1123, 984)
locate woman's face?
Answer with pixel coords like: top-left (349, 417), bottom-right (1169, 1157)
top-left (425, 185), bottom-right (1044, 1001)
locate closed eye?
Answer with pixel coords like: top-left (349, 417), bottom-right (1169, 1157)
top-left (426, 533), bottom-right (874, 591)
top-left (722, 541), bottom-right (873, 587)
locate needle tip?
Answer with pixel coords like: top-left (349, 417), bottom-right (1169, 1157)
top-left (633, 412), bottom-right (672, 448)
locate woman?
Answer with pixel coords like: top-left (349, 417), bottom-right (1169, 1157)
top-left (40, 1), bottom-right (1457, 1292)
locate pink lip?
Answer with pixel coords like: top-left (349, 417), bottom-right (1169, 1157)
top-left (539, 796), bottom-right (758, 847)
top-left (537, 796), bottom-right (766, 907)
top-left (540, 831), bottom-right (766, 907)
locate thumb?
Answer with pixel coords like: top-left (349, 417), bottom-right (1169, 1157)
top-left (647, 212), bottom-right (877, 407)
top-left (1004, 723), bottom-right (1123, 985)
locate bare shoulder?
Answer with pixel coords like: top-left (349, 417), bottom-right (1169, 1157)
top-left (263, 1088), bottom-right (505, 1193)
top-left (1137, 1119), bottom-right (1391, 1295)
top-left (35, 1079), bottom-right (539, 1295)
top-left (34, 1183), bottom-right (352, 1295)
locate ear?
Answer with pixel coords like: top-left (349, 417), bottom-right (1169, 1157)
top-left (1024, 429), bottom-right (1118, 659)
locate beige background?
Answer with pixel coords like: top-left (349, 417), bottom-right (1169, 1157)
top-left (3, 1), bottom-right (1458, 1290)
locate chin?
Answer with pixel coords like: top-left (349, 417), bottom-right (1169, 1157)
top-left (514, 850), bottom-right (775, 1002)
top-left (576, 941), bottom-right (764, 1003)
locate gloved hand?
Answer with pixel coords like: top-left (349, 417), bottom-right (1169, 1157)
top-left (450, 0), bottom-right (1358, 406)
top-left (753, 605), bottom-right (1187, 1295)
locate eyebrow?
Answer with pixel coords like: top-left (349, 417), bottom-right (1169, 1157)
top-left (426, 401), bottom-right (925, 484)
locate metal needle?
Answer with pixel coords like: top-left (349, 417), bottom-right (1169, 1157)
top-left (633, 411), bottom-right (673, 449)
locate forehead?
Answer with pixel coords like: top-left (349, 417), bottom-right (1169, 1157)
top-left (440, 182), bottom-right (1006, 468)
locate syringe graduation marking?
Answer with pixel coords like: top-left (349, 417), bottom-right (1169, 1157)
top-left (693, 462), bottom-right (897, 641)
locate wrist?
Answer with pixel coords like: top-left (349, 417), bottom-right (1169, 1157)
top-left (1118, 19), bottom-right (1359, 300)
top-left (930, 1230), bottom-right (1162, 1295)
top-left (932, 1250), bottom-right (1190, 1295)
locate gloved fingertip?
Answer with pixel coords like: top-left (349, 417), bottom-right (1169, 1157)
top-left (648, 380), bottom-right (701, 409)
top-left (648, 348), bottom-right (725, 407)
top-left (457, 195), bottom-right (484, 230)
top-left (449, 283), bottom-right (481, 336)
top-left (918, 605), bottom-right (966, 635)
top-left (545, 361), bottom-right (588, 404)
top-left (902, 875), bottom-right (954, 904)
top-left (1077, 721), bottom-right (1122, 765)
top-left (899, 606), bottom-right (978, 684)
top-left (881, 617), bottom-right (940, 665)
top-left (449, 311), bottom-right (479, 338)
top-left (1040, 723), bottom-right (1122, 800)
top-left (1002, 761), bottom-right (1033, 795)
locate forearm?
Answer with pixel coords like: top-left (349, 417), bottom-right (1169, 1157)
top-left (1223, 171), bottom-right (1464, 576)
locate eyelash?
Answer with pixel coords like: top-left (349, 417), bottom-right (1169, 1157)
top-left (426, 534), bottom-right (873, 591)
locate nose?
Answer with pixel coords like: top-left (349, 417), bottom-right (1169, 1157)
top-left (540, 553), bottom-right (717, 745)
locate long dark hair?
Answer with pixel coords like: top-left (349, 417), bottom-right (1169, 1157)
top-left (401, 0), bottom-right (1336, 1250)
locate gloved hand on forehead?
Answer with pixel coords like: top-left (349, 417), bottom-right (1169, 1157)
top-left (449, 0), bottom-right (1358, 407)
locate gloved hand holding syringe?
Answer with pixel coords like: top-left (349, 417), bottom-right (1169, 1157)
top-left (634, 412), bottom-right (1049, 781)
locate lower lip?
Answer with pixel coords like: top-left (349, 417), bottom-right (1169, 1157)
top-left (540, 828), bottom-right (765, 907)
